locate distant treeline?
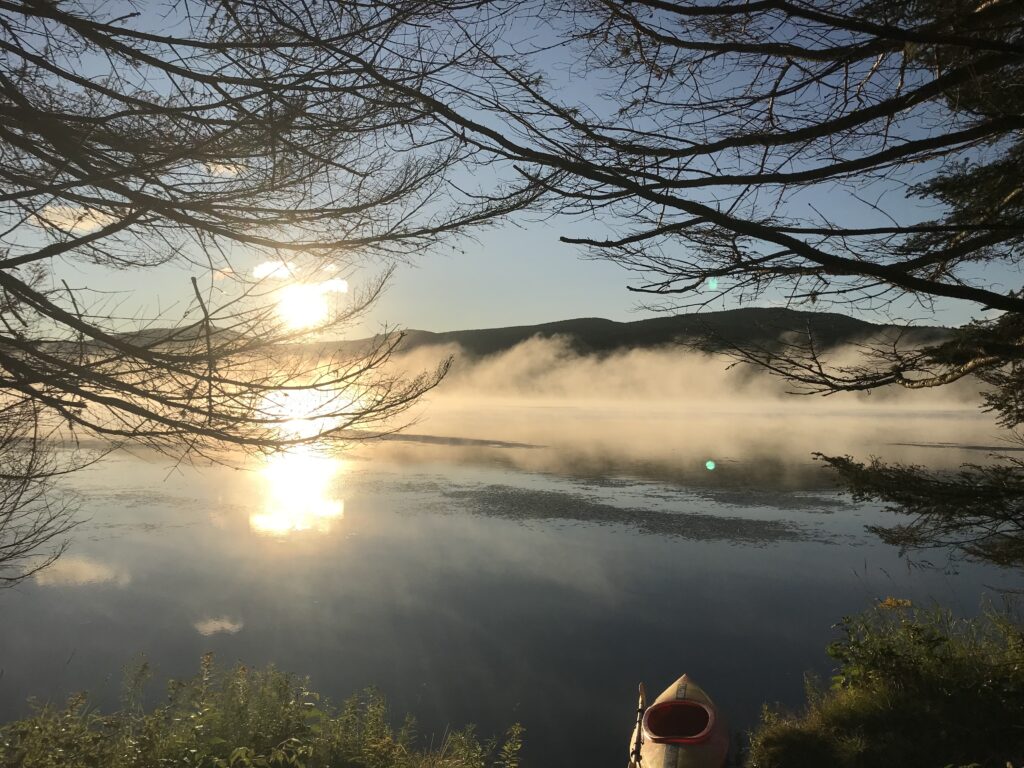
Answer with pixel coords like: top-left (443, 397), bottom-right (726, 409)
top-left (337, 307), bottom-right (951, 359)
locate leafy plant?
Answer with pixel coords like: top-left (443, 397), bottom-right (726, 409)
top-left (748, 604), bottom-right (1024, 768)
top-left (0, 659), bottom-right (521, 768)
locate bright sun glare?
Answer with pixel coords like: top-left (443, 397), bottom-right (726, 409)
top-left (251, 447), bottom-right (345, 536)
top-left (277, 284), bottom-right (328, 330)
top-left (248, 386), bottom-right (357, 536)
top-left (246, 348), bottom-right (371, 537)
top-left (261, 387), bottom-right (357, 439)
top-left (275, 279), bottom-right (349, 331)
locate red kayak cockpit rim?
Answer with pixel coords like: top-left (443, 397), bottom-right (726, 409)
top-left (642, 700), bottom-right (715, 744)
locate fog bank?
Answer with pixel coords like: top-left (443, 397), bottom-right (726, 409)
top-left (392, 335), bottom-right (984, 407)
top-left (361, 336), bottom-right (1009, 486)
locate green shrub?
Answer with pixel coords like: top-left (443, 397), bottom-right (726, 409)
top-left (748, 604), bottom-right (1024, 768)
top-left (0, 654), bottom-right (522, 768)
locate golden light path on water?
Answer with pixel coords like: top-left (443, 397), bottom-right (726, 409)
top-left (250, 447), bottom-right (346, 536)
top-left (249, 388), bottom-right (349, 537)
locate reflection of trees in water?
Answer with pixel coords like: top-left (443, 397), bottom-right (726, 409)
top-left (822, 454), bottom-right (1024, 571)
top-left (0, 401), bottom-right (81, 585)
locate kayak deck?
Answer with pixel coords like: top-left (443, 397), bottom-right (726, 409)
top-left (628, 674), bottom-right (729, 768)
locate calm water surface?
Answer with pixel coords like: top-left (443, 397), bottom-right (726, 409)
top-left (1, 405), bottom-right (1020, 766)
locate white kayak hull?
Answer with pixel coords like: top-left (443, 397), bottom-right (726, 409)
top-left (628, 674), bottom-right (729, 768)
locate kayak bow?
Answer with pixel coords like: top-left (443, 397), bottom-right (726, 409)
top-left (627, 674), bottom-right (728, 768)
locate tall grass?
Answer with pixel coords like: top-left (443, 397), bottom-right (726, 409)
top-left (0, 655), bottom-right (522, 768)
top-left (748, 604), bottom-right (1024, 768)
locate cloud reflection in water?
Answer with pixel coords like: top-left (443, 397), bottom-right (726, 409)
top-left (34, 555), bottom-right (130, 587)
top-left (194, 616), bottom-right (244, 636)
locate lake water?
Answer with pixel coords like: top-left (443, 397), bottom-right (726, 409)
top-left (1, 403), bottom-right (1021, 766)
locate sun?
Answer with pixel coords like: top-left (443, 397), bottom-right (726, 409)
top-left (274, 279), bottom-right (349, 331)
top-left (277, 284), bottom-right (329, 330)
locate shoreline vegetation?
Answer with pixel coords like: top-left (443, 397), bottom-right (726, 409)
top-left (749, 603), bottom-right (1024, 768)
top-left (3, 606), bottom-right (1021, 768)
top-left (0, 655), bottom-right (523, 768)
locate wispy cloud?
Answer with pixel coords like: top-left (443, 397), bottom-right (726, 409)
top-left (253, 260), bottom-right (295, 280)
top-left (318, 278), bottom-right (349, 294)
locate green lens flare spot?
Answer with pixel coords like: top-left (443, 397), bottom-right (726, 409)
top-left (705, 460), bottom-right (716, 471)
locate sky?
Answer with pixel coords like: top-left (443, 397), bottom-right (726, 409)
top-left (360, 220), bottom-right (656, 332)
top-left (48, 222), bottom-right (652, 337)
top-left (29, 1), bottom-right (1016, 339)
top-left (362, 220), bottom-right (995, 335)
top-left (50, 207), bottom-right (999, 340)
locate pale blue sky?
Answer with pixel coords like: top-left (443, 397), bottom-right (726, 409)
top-left (50, 209), bottom-right (999, 339)
top-left (360, 221), bottom-right (655, 332)
top-left (361, 224), bottom-right (998, 335)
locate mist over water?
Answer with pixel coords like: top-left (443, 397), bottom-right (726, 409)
top-left (380, 336), bottom-right (1004, 483)
top-left (392, 334), bottom-right (984, 406)
top-left (2, 336), bottom-right (1019, 767)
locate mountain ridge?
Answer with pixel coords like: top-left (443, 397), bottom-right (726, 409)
top-left (348, 306), bottom-right (952, 358)
top-left (47, 307), bottom-right (953, 358)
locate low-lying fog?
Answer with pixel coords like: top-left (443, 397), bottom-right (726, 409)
top-left (366, 336), bottom-right (1009, 484)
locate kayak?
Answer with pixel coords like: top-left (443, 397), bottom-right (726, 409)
top-left (627, 674), bottom-right (729, 768)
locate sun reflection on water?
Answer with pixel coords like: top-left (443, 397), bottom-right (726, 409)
top-left (249, 447), bottom-right (346, 536)
top-left (261, 388), bottom-right (343, 439)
